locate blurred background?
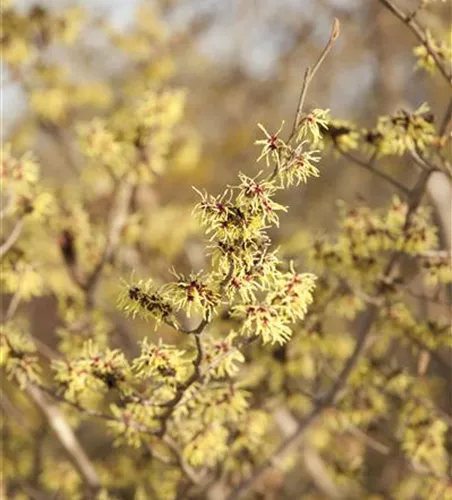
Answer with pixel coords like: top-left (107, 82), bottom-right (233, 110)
top-left (3, 0), bottom-right (451, 225)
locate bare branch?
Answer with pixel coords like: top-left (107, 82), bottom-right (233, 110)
top-left (84, 180), bottom-right (134, 304)
top-left (290, 18), bottom-right (341, 140)
top-left (163, 435), bottom-right (202, 485)
top-left (336, 146), bottom-right (410, 194)
top-left (26, 384), bottom-right (101, 495)
top-left (0, 186), bottom-right (16, 220)
top-left (4, 286), bottom-right (23, 323)
top-left (310, 17), bottom-right (341, 82)
top-left (0, 218), bottom-right (24, 260)
top-left (379, 0), bottom-right (452, 84)
top-left (346, 424), bottom-right (390, 455)
top-left (439, 96), bottom-right (452, 137)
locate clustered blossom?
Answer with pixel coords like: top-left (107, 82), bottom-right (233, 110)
top-left (267, 268), bottom-right (317, 322)
top-left (232, 270), bottom-right (316, 344)
top-left (166, 271), bottom-right (221, 319)
top-left (121, 112), bottom-right (324, 344)
top-left (0, 327), bottom-right (41, 389)
top-left (221, 410), bottom-right (271, 477)
top-left (236, 173), bottom-right (287, 226)
top-left (280, 146), bottom-right (321, 186)
top-left (296, 109), bottom-right (330, 144)
top-left (413, 29), bottom-right (452, 75)
top-left (399, 400), bottom-right (448, 477)
top-left (372, 104), bottom-right (437, 156)
top-left (182, 425), bottom-right (230, 468)
top-left (132, 338), bottom-right (189, 383)
top-left (383, 302), bottom-right (451, 351)
top-left (323, 119), bottom-right (360, 152)
top-left (53, 340), bottom-right (132, 402)
top-left (234, 302), bottom-right (292, 344)
top-left (108, 403), bottom-right (160, 447)
top-left (202, 331), bottom-right (245, 378)
top-left (0, 145), bottom-right (54, 219)
top-left (77, 87), bottom-right (187, 183)
top-left (1, 4), bottom-right (85, 66)
top-left (189, 114), bottom-right (325, 315)
top-left (0, 148), bottom-right (55, 303)
top-left (170, 382), bottom-right (251, 468)
top-left (420, 252), bottom-right (452, 285)
top-left (117, 278), bottom-right (173, 325)
top-left (310, 196), bottom-right (441, 288)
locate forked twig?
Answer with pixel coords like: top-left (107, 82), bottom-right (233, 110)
top-left (290, 18), bottom-right (341, 140)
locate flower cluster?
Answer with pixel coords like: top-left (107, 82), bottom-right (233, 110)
top-left (117, 279), bottom-right (174, 325)
top-left (1, 4), bottom-right (84, 66)
top-left (232, 269), bottom-right (316, 344)
top-left (309, 196), bottom-right (439, 288)
top-left (165, 271), bottom-right (221, 320)
top-left (202, 331), bottom-right (245, 378)
top-left (420, 252), bottom-right (452, 285)
top-left (53, 340), bottom-right (132, 403)
top-left (413, 30), bottom-right (452, 75)
top-left (280, 146), bottom-right (321, 187)
top-left (383, 302), bottom-right (451, 351)
top-left (0, 327), bottom-right (41, 389)
top-left (399, 400), bottom-right (448, 477)
top-left (323, 119), bottom-right (360, 152)
top-left (132, 337), bottom-right (190, 384)
top-left (77, 88), bottom-right (187, 183)
top-left (296, 109), bottom-right (330, 144)
top-left (0, 145), bottom-right (54, 219)
top-left (371, 104), bottom-right (437, 156)
top-left (30, 81), bottom-right (113, 125)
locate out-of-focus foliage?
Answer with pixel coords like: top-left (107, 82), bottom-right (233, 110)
top-left (1, 1), bottom-right (451, 500)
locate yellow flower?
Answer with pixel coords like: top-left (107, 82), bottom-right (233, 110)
top-left (1, 36), bottom-right (30, 65)
top-left (30, 88), bottom-right (69, 123)
top-left (57, 6), bottom-right (85, 44)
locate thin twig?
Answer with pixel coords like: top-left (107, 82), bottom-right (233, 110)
top-left (289, 18), bottom-right (340, 140)
top-left (336, 146), bottom-right (409, 194)
top-left (291, 67), bottom-right (312, 139)
top-left (26, 384), bottom-right (101, 495)
top-left (84, 180), bottom-right (133, 304)
top-left (37, 383), bottom-right (163, 438)
top-left (0, 218), bottom-right (24, 260)
top-left (379, 0), bottom-right (452, 84)
top-left (4, 286), bottom-right (23, 323)
top-left (439, 96), bottom-right (452, 137)
top-left (0, 186), bottom-right (16, 220)
top-left (163, 435), bottom-right (202, 485)
top-left (346, 424), bottom-right (390, 455)
top-left (310, 18), bottom-right (341, 82)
